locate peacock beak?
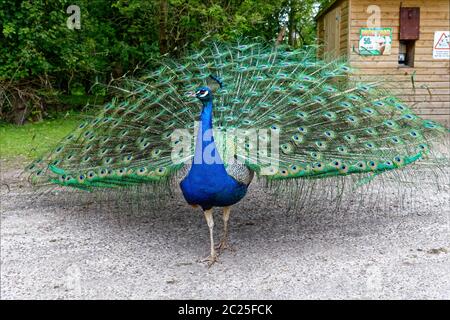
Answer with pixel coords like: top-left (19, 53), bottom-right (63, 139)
top-left (186, 91), bottom-right (197, 98)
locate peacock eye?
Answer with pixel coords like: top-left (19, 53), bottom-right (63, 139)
top-left (197, 89), bottom-right (208, 97)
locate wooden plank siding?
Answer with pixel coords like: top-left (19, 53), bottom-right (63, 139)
top-left (324, 7), bottom-right (341, 56)
top-left (317, 0), bottom-right (349, 58)
top-left (317, 0), bottom-right (450, 125)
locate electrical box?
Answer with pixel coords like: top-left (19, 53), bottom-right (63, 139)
top-left (400, 7), bottom-right (420, 40)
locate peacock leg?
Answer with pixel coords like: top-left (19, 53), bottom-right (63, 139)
top-left (216, 206), bottom-right (235, 253)
top-left (201, 209), bottom-right (218, 267)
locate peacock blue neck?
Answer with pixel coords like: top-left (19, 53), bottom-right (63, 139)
top-left (200, 100), bottom-right (213, 137)
top-left (192, 98), bottom-right (224, 166)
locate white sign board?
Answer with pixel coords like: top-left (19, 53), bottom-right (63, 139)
top-left (433, 31), bottom-right (449, 59)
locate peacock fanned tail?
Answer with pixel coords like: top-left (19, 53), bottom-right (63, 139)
top-left (26, 41), bottom-right (448, 195)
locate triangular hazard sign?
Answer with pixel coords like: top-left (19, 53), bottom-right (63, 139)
top-left (434, 32), bottom-right (449, 50)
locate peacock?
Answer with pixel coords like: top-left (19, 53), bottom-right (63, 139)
top-left (27, 41), bottom-right (448, 266)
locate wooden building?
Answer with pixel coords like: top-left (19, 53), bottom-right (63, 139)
top-left (316, 0), bottom-right (450, 125)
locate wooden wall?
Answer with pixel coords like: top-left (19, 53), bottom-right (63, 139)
top-left (317, 0), bottom-right (450, 125)
top-left (348, 0), bottom-right (450, 125)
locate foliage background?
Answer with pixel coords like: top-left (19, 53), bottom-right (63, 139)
top-left (0, 0), bottom-right (331, 124)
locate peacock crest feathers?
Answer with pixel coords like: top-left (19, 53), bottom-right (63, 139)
top-left (27, 41), bottom-right (448, 193)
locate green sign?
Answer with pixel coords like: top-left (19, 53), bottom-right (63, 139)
top-left (359, 28), bottom-right (392, 56)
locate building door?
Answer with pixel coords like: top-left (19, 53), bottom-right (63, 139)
top-left (324, 7), bottom-right (341, 59)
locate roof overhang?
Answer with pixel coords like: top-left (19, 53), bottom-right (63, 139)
top-left (315, 0), bottom-right (339, 20)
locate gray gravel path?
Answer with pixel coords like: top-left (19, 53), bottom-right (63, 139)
top-left (1, 165), bottom-right (449, 300)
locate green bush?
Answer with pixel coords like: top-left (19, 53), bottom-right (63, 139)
top-left (0, 0), bottom-right (326, 124)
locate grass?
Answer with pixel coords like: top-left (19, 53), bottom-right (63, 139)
top-left (0, 112), bottom-right (82, 162)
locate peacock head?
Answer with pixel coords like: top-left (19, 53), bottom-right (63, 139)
top-left (194, 86), bottom-right (213, 103)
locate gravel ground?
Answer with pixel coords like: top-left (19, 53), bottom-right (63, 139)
top-left (1, 162), bottom-right (449, 300)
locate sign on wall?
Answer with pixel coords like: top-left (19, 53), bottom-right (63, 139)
top-left (359, 28), bottom-right (392, 55)
top-left (433, 31), bottom-right (449, 59)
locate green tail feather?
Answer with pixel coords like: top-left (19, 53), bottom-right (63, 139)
top-left (26, 41), bottom-right (448, 192)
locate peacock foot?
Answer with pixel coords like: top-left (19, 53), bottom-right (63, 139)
top-left (215, 239), bottom-right (235, 254)
top-left (200, 253), bottom-right (219, 267)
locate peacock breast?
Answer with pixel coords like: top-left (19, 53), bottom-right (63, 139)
top-left (179, 162), bottom-right (250, 209)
